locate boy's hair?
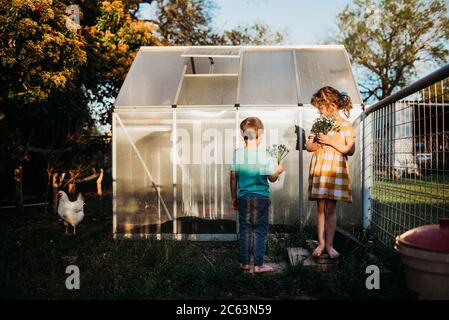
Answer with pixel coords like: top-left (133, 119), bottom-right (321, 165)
top-left (240, 117), bottom-right (264, 140)
top-left (311, 86), bottom-right (353, 118)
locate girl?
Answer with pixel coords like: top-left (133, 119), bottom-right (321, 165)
top-left (306, 86), bottom-right (355, 259)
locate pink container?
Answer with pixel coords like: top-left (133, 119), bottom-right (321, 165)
top-left (395, 219), bottom-right (449, 300)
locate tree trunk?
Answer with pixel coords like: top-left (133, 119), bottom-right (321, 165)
top-left (96, 168), bottom-right (104, 199)
top-left (14, 166), bottom-right (24, 214)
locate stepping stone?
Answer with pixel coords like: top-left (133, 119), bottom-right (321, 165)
top-left (266, 261), bottom-right (287, 273)
top-left (287, 246), bottom-right (338, 272)
top-left (287, 247), bottom-right (310, 266)
top-left (306, 239), bottom-right (319, 250)
top-left (305, 239), bottom-right (339, 263)
top-left (302, 256), bottom-right (316, 267)
top-left (305, 256), bottom-right (337, 271)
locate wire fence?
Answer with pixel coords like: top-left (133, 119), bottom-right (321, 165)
top-left (364, 65), bottom-right (449, 248)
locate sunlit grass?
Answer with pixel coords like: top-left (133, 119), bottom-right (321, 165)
top-left (371, 174), bottom-right (449, 206)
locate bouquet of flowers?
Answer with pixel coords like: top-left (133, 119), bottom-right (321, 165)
top-left (310, 116), bottom-right (340, 136)
top-left (310, 116), bottom-right (340, 147)
top-left (267, 144), bottom-right (290, 164)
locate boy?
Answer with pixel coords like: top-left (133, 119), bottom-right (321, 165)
top-left (230, 117), bottom-right (285, 273)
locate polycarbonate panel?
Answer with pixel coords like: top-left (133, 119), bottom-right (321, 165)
top-left (175, 109), bottom-right (237, 233)
top-left (115, 49), bottom-right (185, 107)
top-left (185, 57), bottom-right (239, 74)
top-left (238, 108), bottom-right (301, 225)
top-left (177, 75), bottom-right (238, 105)
top-left (115, 46), bottom-right (362, 108)
top-left (182, 47), bottom-right (241, 58)
top-left (295, 48), bottom-right (362, 105)
top-left (300, 106), bottom-right (363, 226)
top-left (239, 50), bottom-right (298, 105)
top-left (115, 112), bottom-right (174, 234)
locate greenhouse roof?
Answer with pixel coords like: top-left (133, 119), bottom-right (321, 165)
top-left (115, 45), bottom-right (362, 108)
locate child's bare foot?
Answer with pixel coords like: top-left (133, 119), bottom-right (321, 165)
top-left (254, 265), bottom-right (276, 274)
top-left (241, 264), bottom-right (251, 272)
top-left (312, 244), bottom-right (325, 257)
top-left (326, 246), bottom-right (340, 259)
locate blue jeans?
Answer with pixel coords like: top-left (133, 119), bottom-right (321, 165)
top-left (237, 195), bottom-right (271, 266)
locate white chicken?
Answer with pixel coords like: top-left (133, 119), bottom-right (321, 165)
top-left (57, 191), bottom-right (85, 235)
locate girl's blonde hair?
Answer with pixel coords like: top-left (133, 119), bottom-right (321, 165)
top-left (311, 86), bottom-right (352, 118)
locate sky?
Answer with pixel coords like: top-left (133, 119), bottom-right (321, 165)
top-left (135, 0), bottom-right (448, 88)
top-left (139, 0), bottom-right (353, 45)
top-left (211, 0), bottom-right (352, 45)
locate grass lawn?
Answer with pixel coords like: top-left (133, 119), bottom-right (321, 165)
top-left (372, 173), bottom-right (449, 206)
top-left (0, 191), bottom-right (413, 300)
top-left (370, 174), bottom-right (449, 247)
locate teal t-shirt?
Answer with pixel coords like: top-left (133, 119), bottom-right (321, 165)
top-left (230, 147), bottom-right (276, 198)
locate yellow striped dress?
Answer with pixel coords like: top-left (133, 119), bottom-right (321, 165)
top-left (308, 120), bottom-right (355, 203)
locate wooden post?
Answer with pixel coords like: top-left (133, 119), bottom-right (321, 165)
top-left (14, 166), bottom-right (24, 214)
top-left (52, 173), bottom-right (58, 215)
top-left (44, 167), bottom-right (53, 216)
top-left (96, 168), bottom-right (104, 198)
top-left (52, 172), bottom-right (65, 215)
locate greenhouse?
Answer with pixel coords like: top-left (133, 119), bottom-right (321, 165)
top-left (112, 45), bottom-right (363, 240)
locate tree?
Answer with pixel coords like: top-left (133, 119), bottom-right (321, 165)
top-left (0, 0), bottom-right (88, 213)
top-left (0, 0), bottom-right (87, 106)
top-left (220, 21), bottom-right (285, 45)
top-left (83, 0), bottom-right (161, 125)
top-left (335, 0), bottom-right (449, 102)
top-left (422, 80), bottom-right (449, 102)
top-left (0, 0), bottom-right (287, 213)
top-left (151, 0), bottom-right (220, 45)
top-left (84, 0), bottom-right (286, 124)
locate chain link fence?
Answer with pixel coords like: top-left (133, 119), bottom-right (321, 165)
top-left (363, 65), bottom-right (449, 248)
